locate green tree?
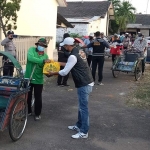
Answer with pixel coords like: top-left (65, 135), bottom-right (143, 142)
top-left (115, 1), bottom-right (136, 32)
top-left (0, 0), bottom-right (21, 37)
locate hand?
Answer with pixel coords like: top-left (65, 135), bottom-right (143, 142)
top-left (44, 59), bottom-right (51, 63)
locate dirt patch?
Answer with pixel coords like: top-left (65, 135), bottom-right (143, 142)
top-left (127, 64), bottom-right (150, 109)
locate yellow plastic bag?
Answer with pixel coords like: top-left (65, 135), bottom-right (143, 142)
top-left (43, 62), bottom-right (60, 74)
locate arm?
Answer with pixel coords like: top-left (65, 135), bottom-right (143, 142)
top-left (27, 47), bottom-right (49, 64)
top-left (103, 40), bottom-right (110, 48)
top-left (1, 38), bottom-right (11, 46)
top-left (49, 55), bottom-right (77, 76)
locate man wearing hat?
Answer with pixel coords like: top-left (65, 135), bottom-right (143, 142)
top-left (25, 38), bottom-right (51, 120)
top-left (133, 33), bottom-right (148, 74)
top-left (1, 30), bottom-right (16, 76)
top-left (48, 37), bottom-right (94, 139)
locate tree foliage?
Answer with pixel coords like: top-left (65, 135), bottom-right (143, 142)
top-left (0, 0), bottom-right (21, 37)
top-left (108, 0), bottom-right (136, 34)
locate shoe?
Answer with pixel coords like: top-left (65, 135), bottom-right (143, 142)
top-left (97, 82), bottom-right (104, 85)
top-left (71, 132), bottom-right (88, 139)
top-left (68, 125), bottom-right (80, 132)
top-left (28, 113), bottom-right (32, 116)
top-left (62, 84), bottom-right (70, 86)
top-left (34, 115), bottom-right (41, 121)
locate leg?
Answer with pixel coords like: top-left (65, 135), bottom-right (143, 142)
top-left (27, 83), bottom-right (34, 114)
top-left (3, 62), bottom-right (9, 76)
top-left (57, 66), bottom-right (64, 85)
top-left (98, 57), bottom-right (105, 82)
top-left (87, 55), bottom-right (92, 67)
top-left (142, 58), bottom-right (146, 73)
top-left (34, 84), bottom-right (43, 116)
top-left (91, 57), bottom-right (98, 81)
top-left (9, 62), bottom-right (14, 77)
top-left (112, 54), bottom-right (116, 63)
top-left (62, 72), bottom-right (70, 85)
top-left (76, 85), bottom-right (93, 134)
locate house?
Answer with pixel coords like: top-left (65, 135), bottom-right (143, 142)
top-left (126, 14), bottom-right (150, 37)
top-left (57, 1), bottom-right (114, 41)
top-left (0, 0), bottom-right (67, 59)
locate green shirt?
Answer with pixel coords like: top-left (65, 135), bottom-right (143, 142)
top-left (25, 47), bottom-right (48, 84)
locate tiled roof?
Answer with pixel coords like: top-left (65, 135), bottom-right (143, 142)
top-left (134, 14), bottom-right (150, 25)
top-left (58, 1), bottom-right (111, 18)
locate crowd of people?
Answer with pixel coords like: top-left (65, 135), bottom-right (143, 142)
top-left (0, 30), bottom-right (148, 139)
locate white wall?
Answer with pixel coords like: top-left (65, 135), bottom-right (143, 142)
top-left (12, 0), bottom-right (58, 59)
top-left (56, 24), bottom-right (89, 42)
top-left (140, 29), bottom-right (149, 37)
top-left (88, 19), bottom-right (101, 35)
top-left (99, 13), bottom-right (107, 36)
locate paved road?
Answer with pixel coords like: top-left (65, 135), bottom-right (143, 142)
top-left (0, 58), bottom-right (150, 150)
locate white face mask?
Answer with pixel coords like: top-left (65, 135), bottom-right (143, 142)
top-left (138, 37), bottom-right (143, 40)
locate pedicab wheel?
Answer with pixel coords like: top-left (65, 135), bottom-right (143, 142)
top-left (112, 69), bottom-right (120, 78)
top-left (9, 98), bottom-right (27, 141)
top-left (135, 60), bottom-right (142, 81)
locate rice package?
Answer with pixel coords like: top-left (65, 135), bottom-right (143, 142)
top-left (43, 62), bottom-right (60, 74)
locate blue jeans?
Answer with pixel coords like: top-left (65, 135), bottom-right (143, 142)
top-left (76, 85), bottom-right (93, 134)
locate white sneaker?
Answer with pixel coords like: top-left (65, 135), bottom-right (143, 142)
top-left (34, 115), bottom-right (41, 121)
top-left (71, 132), bottom-right (88, 139)
top-left (68, 125), bottom-right (80, 132)
top-left (98, 82), bottom-right (104, 85)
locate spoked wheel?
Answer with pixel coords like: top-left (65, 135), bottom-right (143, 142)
top-left (135, 60), bottom-right (142, 81)
top-left (9, 98), bottom-right (27, 141)
top-left (112, 69), bottom-right (120, 78)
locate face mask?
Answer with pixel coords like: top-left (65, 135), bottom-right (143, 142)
top-left (9, 38), bottom-right (13, 40)
top-left (138, 37), bottom-right (143, 40)
top-left (37, 45), bottom-right (45, 51)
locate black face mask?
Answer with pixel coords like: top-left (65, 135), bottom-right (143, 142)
top-left (9, 38), bottom-right (13, 40)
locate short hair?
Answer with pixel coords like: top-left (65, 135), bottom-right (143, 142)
top-left (63, 33), bottom-right (70, 39)
top-left (95, 31), bottom-right (100, 37)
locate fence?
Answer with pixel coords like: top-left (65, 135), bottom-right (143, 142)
top-left (0, 37), bottom-right (49, 66)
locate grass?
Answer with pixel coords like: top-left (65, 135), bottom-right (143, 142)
top-left (127, 64), bottom-right (150, 109)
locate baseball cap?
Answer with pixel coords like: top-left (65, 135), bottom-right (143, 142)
top-left (60, 37), bottom-right (75, 46)
top-left (7, 30), bottom-right (14, 35)
top-left (35, 38), bottom-right (48, 47)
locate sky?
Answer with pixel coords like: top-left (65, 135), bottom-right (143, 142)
top-left (66, 0), bottom-right (150, 14)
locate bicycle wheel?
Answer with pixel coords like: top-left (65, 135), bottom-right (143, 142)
top-left (9, 98), bottom-right (27, 141)
top-left (112, 69), bottom-right (120, 78)
top-left (135, 60), bottom-right (142, 81)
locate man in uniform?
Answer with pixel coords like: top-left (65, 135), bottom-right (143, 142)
top-left (1, 30), bottom-right (16, 76)
top-left (83, 31), bottom-right (110, 85)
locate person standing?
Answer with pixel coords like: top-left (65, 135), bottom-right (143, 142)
top-left (83, 31), bottom-right (110, 85)
top-left (123, 33), bottom-right (130, 50)
top-left (83, 33), bottom-right (94, 67)
top-left (1, 30), bottom-right (16, 76)
top-left (133, 33), bottom-right (148, 75)
top-left (48, 37), bottom-right (93, 139)
top-left (57, 33), bottom-right (70, 86)
top-left (25, 38), bottom-right (51, 120)
top-left (110, 34), bottom-right (122, 63)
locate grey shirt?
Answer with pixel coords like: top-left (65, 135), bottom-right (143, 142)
top-left (1, 38), bottom-right (16, 57)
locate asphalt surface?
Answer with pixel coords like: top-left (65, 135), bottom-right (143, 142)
top-left (0, 58), bottom-right (150, 150)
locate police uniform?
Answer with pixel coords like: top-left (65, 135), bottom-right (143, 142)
top-left (87, 38), bottom-right (109, 82)
top-left (57, 44), bottom-right (70, 86)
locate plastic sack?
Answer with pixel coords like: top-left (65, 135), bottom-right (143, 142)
top-left (43, 62), bottom-right (60, 74)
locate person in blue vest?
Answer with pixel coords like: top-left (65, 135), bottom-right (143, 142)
top-left (83, 31), bottom-right (110, 85)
